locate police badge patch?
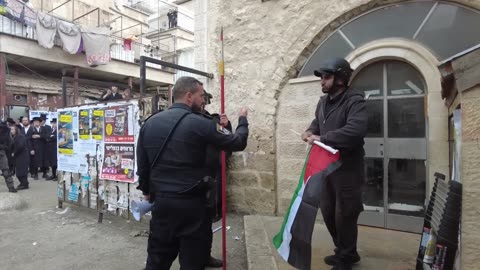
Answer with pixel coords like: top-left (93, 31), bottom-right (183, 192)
top-left (216, 123), bottom-right (231, 135)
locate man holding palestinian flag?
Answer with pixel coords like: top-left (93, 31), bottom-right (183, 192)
top-left (274, 58), bottom-right (367, 270)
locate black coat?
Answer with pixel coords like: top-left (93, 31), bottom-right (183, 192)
top-left (31, 126), bottom-right (46, 168)
top-left (307, 88), bottom-right (368, 190)
top-left (0, 125), bottom-right (12, 170)
top-left (307, 88), bottom-right (368, 164)
top-left (45, 127), bottom-right (57, 167)
top-left (23, 126), bottom-right (34, 151)
top-left (202, 111), bottom-right (233, 177)
top-left (136, 103), bottom-right (249, 195)
top-left (12, 134), bottom-right (30, 177)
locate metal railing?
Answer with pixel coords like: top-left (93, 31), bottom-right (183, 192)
top-left (0, 15), bottom-right (174, 70)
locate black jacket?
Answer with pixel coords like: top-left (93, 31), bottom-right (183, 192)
top-left (136, 103), bottom-right (249, 195)
top-left (307, 88), bottom-right (367, 163)
top-left (30, 127), bottom-right (41, 165)
top-left (45, 127), bottom-right (57, 167)
top-left (0, 125), bottom-right (13, 170)
top-left (0, 125), bottom-right (12, 151)
top-left (202, 110), bottom-right (233, 176)
top-left (12, 134), bottom-right (30, 177)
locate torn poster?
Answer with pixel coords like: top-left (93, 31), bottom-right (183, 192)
top-left (68, 183), bottom-right (79, 202)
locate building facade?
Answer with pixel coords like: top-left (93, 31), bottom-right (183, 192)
top-left (195, 0), bottom-right (480, 266)
top-left (0, 0), bottom-right (180, 118)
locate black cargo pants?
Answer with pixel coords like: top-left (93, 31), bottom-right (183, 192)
top-left (319, 161), bottom-right (365, 263)
top-left (146, 194), bottom-right (211, 270)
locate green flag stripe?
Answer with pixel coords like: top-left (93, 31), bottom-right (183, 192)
top-left (272, 150), bottom-right (311, 248)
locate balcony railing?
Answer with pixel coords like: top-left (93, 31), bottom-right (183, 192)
top-left (0, 15), bottom-right (171, 70)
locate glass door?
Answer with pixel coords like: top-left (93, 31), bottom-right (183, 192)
top-left (351, 60), bottom-right (427, 233)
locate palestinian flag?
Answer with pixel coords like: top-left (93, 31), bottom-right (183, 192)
top-left (273, 141), bottom-right (342, 270)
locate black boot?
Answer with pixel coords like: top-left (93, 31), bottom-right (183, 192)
top-left (8, 187), bottom-right (17, 193)
top-left (325, 253), bottom-right (361, 266)
top-left (16, 185), bottom-right (29, 190)
top-left (50, 167), bottom-right (58, 181)
top-left (206, 256), bottom-right (223, 268)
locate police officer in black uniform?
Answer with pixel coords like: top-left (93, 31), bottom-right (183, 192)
top-left (301, 58), bottom-right (367, 270)
top-left (136, 76), bottom-right (249, 270)
top-left (0, 122), bottom-right (16, 193)
top-left (199, 90), bottom-right (232, 268)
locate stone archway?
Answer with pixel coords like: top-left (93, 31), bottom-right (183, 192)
top-left (274, 0), bottom-right (480, 213)
top-left (197, 0), bottom-right (480, 215)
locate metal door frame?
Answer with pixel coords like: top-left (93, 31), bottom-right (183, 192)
top-left (358, 62), bottom-right (426, 233)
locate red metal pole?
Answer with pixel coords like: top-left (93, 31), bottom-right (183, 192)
top-left (219, 26), bottom-right (227, 270)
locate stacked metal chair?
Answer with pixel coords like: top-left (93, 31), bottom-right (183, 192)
top-left (416, 173), bottom-right (462, 270)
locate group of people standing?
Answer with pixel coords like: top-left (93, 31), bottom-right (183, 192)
top-left (0, 113), bottom-right (58, 193)
top-left (100, 86), bottom-right (132, 101)
top-left (167, 9), bottom-right (178, 29)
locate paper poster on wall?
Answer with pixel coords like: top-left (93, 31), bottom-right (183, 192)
top-left (104, 106), bottom-right (134, 143)
top-left (79, 109), bottom-right (91, 140)
top-left (68, 183), bottom-right (79, 202)
top-left (58, 154), bottom-right (78, 173)
top-left (92, 109), bottom-right (104, 140)
top-left (57, 185), bottom-right (64, 200)
top-left (29, 111), bottom-right (58, 126)
top-left (80, 175), bottom-right (91, 198)
top-left (100, 143), bottom-right (135, 183)
top-left (58, 111), bottom-right (74, 155)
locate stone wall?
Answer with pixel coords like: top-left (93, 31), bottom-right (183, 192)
top-left (460, 85), bottom-right (480, 270)
top-left (195, 0), bottom-right (480, 214)
top-left (276, 78), bottom-right (321, 214)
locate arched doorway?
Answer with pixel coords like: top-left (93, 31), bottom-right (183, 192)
top-left (350, 60), bottom-right (427, 231)
top-left (291, 0), bottom-right (480, 232)
top-left (299, 1), bottom-right (480, 77)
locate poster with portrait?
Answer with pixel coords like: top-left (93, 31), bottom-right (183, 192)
top-left (100, 143), bottom-right (135, 183)
top-left (79, 109), bottom-right (90, 140)
top-left (92, 109), bottom-right (104, 140)
top-left (58, 111), bottom-right (74, 155)
top-left (104, 105), bottom-right (134, 143)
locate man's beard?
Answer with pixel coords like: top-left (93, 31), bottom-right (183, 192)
top-left (192, 103), bottom-right (203, 112)
top-left (323, 82), bottom-right (345, 96)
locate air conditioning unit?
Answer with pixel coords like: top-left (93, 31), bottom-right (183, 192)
top-left (13, 94), bottom-right (27, 103)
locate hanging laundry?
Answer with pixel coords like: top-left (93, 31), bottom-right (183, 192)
top-left (36, 12), bottom-right (57, 49)
top-left (57, 21), bottom-right (81, 54)
top-left (123, 35), bottom-right (138, 51)
top-left (123, 38), bottom-right (133, 51)
top-left (76, 38), bottom-right (84, 54)
top-left (81, 26), bottom-right (112, 67)
top-left (6, 0), bottom-right (36, 26)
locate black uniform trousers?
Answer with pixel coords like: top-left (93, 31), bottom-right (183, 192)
top-left (319, 160), bottom-right (365, 263)
top-left (146, 194), bottom-right (211, 270)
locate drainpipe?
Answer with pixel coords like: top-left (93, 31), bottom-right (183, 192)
top-left (0, 54), bottom-right (6, 120)
top-left (73, 66), bottom-right (79, 105)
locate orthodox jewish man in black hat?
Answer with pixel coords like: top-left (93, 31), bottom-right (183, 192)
top-left (45, 118), bottom-right (58, 181)
top-left (39, 113), bottom-right (52, 179)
